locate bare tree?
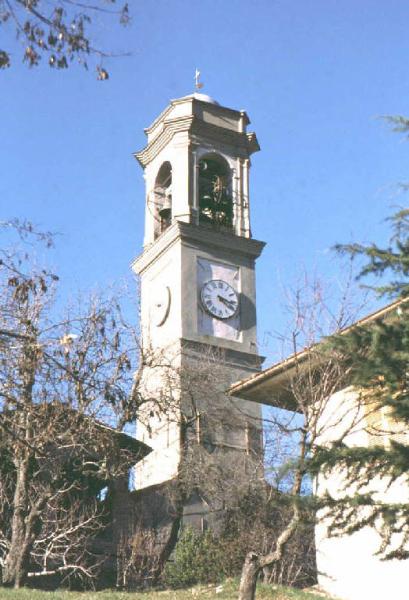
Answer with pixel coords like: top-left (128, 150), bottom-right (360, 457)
top-left (236, 276), bottom-right (369, 600)
top-left (117, 524), bottom-right (162, 589)
top-left (0, 220), bottom-right (148, 588)
top-left (0, 0), bottom-right (130, 76)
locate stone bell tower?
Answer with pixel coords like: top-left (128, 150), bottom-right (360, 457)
top-left (132, 91), bottom-right (265, 503)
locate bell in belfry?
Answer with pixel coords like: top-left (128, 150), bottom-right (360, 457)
top-left (159, 187), bottom-right (172, 232)
top-left (159, 195), bottom-right (172, 220)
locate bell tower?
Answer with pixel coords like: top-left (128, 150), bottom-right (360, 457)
top-left (132, 92), bottom-right (265, 495)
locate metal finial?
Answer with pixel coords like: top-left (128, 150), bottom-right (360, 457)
top-left (194, 68), bottom-right (204, 91)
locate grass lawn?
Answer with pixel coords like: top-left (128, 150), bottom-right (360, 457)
top-left (0, 580), bottom-right (328, 600)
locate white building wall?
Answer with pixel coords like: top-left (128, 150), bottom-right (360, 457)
top-left (316, 523), bottom-right (407, 600)
top-left (315, 387), bottom-right (409, 600)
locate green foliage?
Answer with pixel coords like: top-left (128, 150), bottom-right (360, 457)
top-left (334, 208), bottom-right (409, 298)
top-left (164, 490), bottom-right (316, 590)
top-left (314, 199), bottom-right (409, 559)
top-left (163, 527), bottom-right (226, 588)
top-left (382, 115), bottom-right (409, 136)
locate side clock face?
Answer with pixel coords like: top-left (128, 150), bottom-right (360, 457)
top-left (201, 279), bottom-right (239, 320)
top-left (152, 286), bottom-right (171, 327)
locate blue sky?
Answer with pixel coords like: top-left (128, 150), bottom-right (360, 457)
top-left (2, 0), bottom-right (409, 364)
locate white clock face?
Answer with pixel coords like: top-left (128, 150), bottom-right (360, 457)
top-left (151, 286), bottom-right (171, 327)
top-left (201, 279), bottom-right (239, 320)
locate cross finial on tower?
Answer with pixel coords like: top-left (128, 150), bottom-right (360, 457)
top-left (194, 68), bottom-right (204, 91)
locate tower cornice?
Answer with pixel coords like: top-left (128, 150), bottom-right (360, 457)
top-left (134, 96), bottom-right (259, 168)
top-left (144, 96), bottom-right (249, 137)
top-left (134, 118), bottom-right (259, 168)
top-left (134, 115), bottom-right (195, 167)
top-left (131, 221), bottom-right (265, 276)
top-left (180, 338), bottom-right (265, 371)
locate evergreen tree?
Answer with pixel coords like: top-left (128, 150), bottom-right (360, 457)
top-left (311, 163), bottom-right (409, 559)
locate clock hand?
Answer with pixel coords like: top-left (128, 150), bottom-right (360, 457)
top-left (218, 295), bottom-right (235, 309)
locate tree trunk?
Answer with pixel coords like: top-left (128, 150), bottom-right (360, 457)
top-left (238, 511), bottom-right (301, 600)
top-left (155, 513), bottom-right (182, 581)
top-left (3, 544), bottom-right (30, 588)
top-left (238, 552), bottom-right (260, 600)
top-left (2, 458), bottom-right (31, 588)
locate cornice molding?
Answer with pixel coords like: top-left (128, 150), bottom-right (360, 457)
top-left (180, 338), bottom-right (265, 372)
top-left (135, 116), bottom-right (195, 167)
top-left (191, 120), bottom-right (259, 155)
top-left (177, 221), bottom-right (265, 257)
top-left (144, 96), bottom-right (249, 136)
top-left (131, 222), bottom-right (181, 275)
top-left (131, 222), bottom-right (265, 275)
top-left (134, 115), bottom-right (259, 168)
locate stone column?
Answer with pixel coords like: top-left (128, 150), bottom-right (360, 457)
top-left (234, 159), bottom-right (243, 236)
top-left (242, 158), bottom-right (251, 238)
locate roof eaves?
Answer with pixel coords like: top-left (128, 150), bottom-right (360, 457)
top-left (228, 298), bottom-right (407, 399)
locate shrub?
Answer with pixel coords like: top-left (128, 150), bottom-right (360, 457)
top-left (163, 527), bottom-right (225, 588)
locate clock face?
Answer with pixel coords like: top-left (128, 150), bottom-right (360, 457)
top-left (152, 286), bottom-right (171, 327)
top-left (201, 279), bottom-right (239, 320)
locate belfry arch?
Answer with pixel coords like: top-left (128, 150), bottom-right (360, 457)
top-left (198, 153), bottom-right (233, 229)
top-left (153, 161), bottom-right (172, 238)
